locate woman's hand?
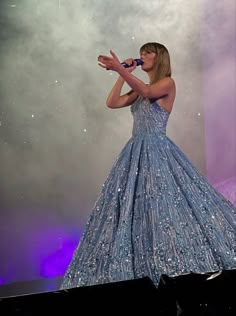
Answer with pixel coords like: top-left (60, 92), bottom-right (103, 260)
top-left (121, 58), bottom-right (137, 73)
top-left (98, 50), bottom-right (120, 71)
top-left (98, 50), bottom-right (137, 73)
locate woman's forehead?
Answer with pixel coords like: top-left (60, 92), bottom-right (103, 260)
top-left (140, 48), bottom-right (156, 54)
top-left (140, 44), bottom-right (157, 53)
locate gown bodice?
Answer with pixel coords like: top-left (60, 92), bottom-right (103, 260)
top-left (131, 96), bottom-right (170, 137)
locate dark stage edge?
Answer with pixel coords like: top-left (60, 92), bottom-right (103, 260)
top-left (0, 269), bottom-right (235, 315)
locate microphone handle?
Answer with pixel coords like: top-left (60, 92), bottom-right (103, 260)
top-left (121, 59), bottom-right (143, 68)
top-left (106, 58), bottom-right (143, 70)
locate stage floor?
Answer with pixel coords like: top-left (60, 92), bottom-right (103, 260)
top-left (0, 270), bottom-right (235, 315)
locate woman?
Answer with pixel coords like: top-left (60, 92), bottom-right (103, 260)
top-left (60, 42), bottom-right (236, 289)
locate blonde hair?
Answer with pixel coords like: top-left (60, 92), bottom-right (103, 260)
top-left (140, 42), bottom-right (171, 84)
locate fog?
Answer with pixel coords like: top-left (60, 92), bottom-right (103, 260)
top-left (0, 0), bottom-right (235, 285)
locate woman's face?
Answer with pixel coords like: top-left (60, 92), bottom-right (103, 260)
top-left (140, 50), bottom-right (156, 71)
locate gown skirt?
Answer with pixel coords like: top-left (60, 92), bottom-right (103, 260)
top-left (60, 97), bottom-right (236, 289)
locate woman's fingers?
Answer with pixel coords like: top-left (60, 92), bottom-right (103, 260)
top-left (98, 55), bottom-right (112, 62)
top-left (98, 55), bottom-right (109, 68)
top-left (122, 58), bottom-right (134, 66)
top-left (98, 51), bottom-right (121, 70)
top-left (98, 62), bottom-right (107, 68)
top-left (110, 50), bottom-right (118, 60)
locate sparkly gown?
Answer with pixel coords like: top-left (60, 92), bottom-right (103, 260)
top-left (60, 96), bottom-right (236, 289)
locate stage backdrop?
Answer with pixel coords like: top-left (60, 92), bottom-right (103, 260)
top-left (0, 0), bottom-right (235, 286)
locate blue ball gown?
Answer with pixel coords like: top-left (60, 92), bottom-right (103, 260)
top-left (60, 96), bottom-right (236, 289)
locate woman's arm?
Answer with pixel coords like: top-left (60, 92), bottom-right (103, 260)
top-left (117, 67), bottom-right (174, 99)
top-left (106, 76), bottom-right (138, 109)
top-left (98, 50), bottom-right (174, 100)
top-left (98, 54), bottom-right (138, 109)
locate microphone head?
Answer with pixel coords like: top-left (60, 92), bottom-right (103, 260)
top-left (134, 59), bottom-right (143, 66)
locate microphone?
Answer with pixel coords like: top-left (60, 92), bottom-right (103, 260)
top-left (121, 58), bottom-right (143, 68)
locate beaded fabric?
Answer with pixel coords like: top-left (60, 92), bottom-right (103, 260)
top-left (60, 96), bottom-right (236, 289)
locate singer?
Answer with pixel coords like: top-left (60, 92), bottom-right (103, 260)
top-left (60, 42), bottom-right (236, 290)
